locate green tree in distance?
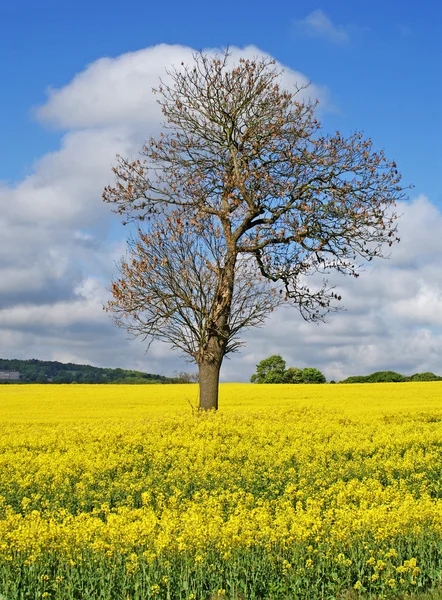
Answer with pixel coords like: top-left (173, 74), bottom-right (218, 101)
top-left (250, 355), bottom-right (286, 383)
top-left (300, 367), bottom-right (326, 384)
top-left (283, 367), bottom-right (303, 383)
top-left (251, 357), bottom-right (326, 383)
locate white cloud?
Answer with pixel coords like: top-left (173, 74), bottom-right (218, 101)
top-left (232, 196), bottom-right (442, 382)
top-left (0, 127), bottom-right (138, 228)
top-left (295, 9), bottom-right (350, 44)
top-left (394, 283), bottom-right (442, 326)
top-left (36, 44), bottom-right (325, 130)
top-left (1, 44), bottom-right (323, 377)
top-left (1, 43), bottom-right (442, 384)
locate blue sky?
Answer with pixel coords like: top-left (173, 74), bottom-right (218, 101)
top-left (2, 0), bottom-right (440, 200)
top-left (1, 1), bottom-right (441, 380)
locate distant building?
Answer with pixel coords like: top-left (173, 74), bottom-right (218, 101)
top-left (0, 371), bottom-right (20, 381)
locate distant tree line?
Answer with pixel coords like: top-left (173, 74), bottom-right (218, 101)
top-left (250, 358), bottom-right (442, 384)
top-left (251, 355), bottom-right (326, 384)
top-left (0, 359), bottom-right (177, 384)
top-left (2, 358), bottom-right (439, 386)
top-left (341, 371), bottom-right (442, 383)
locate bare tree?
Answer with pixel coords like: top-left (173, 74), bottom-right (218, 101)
top-left (103, 50), bottom-right (407, 410)
top-left (175, 372), bottom-right (200, 384)
top-left (107, 210), bottom-right (281, 408)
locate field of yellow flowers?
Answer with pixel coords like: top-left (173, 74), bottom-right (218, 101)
top-left (1, 382), bottom-right (442, 599)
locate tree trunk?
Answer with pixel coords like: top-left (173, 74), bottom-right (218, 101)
top-left (197, 250), bottom-right (236, 411)
top-left (198, 360), bottom-right (222, 411)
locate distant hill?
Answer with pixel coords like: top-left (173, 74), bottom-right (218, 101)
top-left (0, 358), bottom-right (176, 384)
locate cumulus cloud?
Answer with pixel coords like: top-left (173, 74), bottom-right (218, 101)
top-left (1, 44), bottom-right (322, 377)
top-left (1, 43), bottom-right (441, 383)
top-left (36, 44), bottom-right (325, 130)
top-left (294, 9), bottom-right (350, 44)
top-left (234, 196), bottom-right (442, 382)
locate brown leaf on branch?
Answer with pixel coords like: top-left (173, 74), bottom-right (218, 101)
top-left (103, 49), bottom-right (410, 410)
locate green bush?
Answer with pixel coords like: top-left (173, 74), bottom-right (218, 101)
top-left (366, 371), bottom-right (405, 383)
top-left (341, 375), bottom-right (370, 383)
top-left (409, 372), bottom-right (442, 382)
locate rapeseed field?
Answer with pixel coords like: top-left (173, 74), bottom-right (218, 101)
top-left (1, 383), bottom-right (442, 599)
